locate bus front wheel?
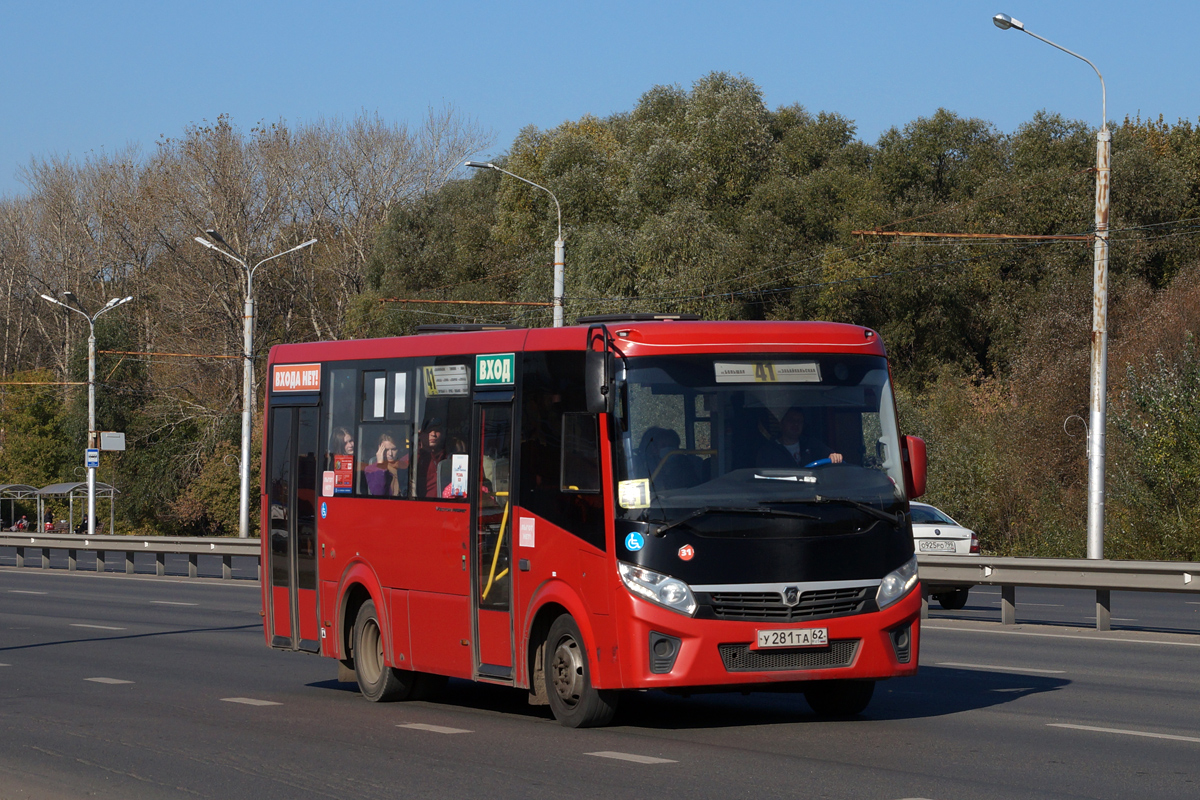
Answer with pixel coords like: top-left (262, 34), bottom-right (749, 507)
top-left (353, 600), bottom-right (414, 702)
top-left (545, 614), bottom-right (618, 728)
top-left (803, 680), bottom-right (875, 716)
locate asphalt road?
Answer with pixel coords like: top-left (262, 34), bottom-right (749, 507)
top-left (1, 568), bottom-right (1198, 800)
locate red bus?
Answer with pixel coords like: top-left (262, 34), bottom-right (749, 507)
top-left (261, 315), bottom-right (927, 727)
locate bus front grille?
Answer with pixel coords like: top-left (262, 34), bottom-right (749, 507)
top-left (703, 587), bottom-right (870, 622)
top-left (718, 640), bottom-right (859, 672)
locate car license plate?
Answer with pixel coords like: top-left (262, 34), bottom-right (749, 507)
top-left (918, 540), bottom-right (956, 552)
top-left (754, 627), bottom-right (828, 649)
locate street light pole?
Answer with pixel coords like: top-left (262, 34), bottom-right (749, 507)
top-left (464, 161), bottom-right (565, 327)
top-left (195, 232), bottom-right (318, 539)
top-left (39, 293), bottom-right (134, 537)
top-left (993, 13), bottom-right (1110, 560)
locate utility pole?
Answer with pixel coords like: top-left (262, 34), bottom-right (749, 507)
top-left (39, 293), bottom-right (134, 537)
top-left (994, 12), bottom-right (1110, 560)
top-left (465, 161), bottom-right (565, 327)
top-left (195, 232), bottom-right (318, 539)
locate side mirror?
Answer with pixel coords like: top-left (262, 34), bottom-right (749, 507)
top-left (585, 324), bottom-right (614, 414)
top-left (902, 435), bottom-right (926, 499)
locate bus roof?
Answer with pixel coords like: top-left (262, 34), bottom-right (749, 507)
top-left (267, 320), bottom-right (887, 365)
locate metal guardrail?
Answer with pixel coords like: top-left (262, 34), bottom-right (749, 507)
top-left (0, 532), bottom-right (260, 580)
top-left (919, 554), bottom-right (1200, 631)
top-left (3, 537), bottom-right (1196, 630)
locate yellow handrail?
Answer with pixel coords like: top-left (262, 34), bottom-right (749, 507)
top-left (481, 496), bottom-right (510, 601)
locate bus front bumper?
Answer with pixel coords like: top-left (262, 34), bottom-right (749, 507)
top-left (612, 585), bottom-right (921, 690)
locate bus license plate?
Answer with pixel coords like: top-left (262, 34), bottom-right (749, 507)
top-left (754, 627), bottom-right (828, 649)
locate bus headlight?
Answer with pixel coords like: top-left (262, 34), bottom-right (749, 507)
top-left (876, 555), bottom-right (919, 609)
top-left (618, 562), bottom-right (697, 616)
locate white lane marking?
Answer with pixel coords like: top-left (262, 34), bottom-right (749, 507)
top-left (587, 751), bottom-right (678, 764)
top-left (988, 602), bottom-right (1063, 607)
top-left (150, 601), bottom-right (198, 606)
top-left (70, 623), bottom-right (126, 631)
top-left (8, 590), bottom-right (47, 595)
top-left (937, 661), bottom-right (1065, 674)
top-left (221, 697), bottom-right (281, 706)
top-left (923, 625), bottom-right (1200, 648)
top-left (1049, 723), bottom-right (1200, 744)
top-left (0, 663), bottom-right (10, 667)
top-left (86, 677), bottom-right (133, 685)
top-left (397, 723), bottom-right (472, 735)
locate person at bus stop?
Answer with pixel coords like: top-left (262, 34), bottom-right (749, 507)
top-left (74, 515), bottom-right (88, 535)
top-left (756, 407), bottom-right (843, 468)
top-left (14, 515), bottom-right (28, 531)
top-left (44, 509), bottom-right (53, 531)
top-left (364, 432), bottom-right (408, 497)
top-left (416, 417), bottom-right (447, 497)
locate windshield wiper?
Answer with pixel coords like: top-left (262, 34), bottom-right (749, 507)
top-left (653, 506), bottom-right (818, 536)
top-left (769, 496), bottom-right (904, 526)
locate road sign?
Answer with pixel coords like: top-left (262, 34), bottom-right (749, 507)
top-left (85, 448), bottom-right (100, 469)
top-left (100, 431), bottom-right (126, 451)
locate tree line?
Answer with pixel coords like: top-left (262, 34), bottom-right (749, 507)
top-left (0, 108), bottom-right (490, 533)
top-left (3, 73), bottom-right (1199, 558)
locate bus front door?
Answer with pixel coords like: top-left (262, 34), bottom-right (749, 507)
top-left (471, 402), bottom-right (515, 682)
top-left (265, 405), bottom-right (321, 653)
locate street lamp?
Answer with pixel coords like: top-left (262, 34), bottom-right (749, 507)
top-left (195, 231), bottom-right (318, 539)
top-left (464, 161), bottom-right (565, 327)
top-left (993, 13), bottom-right (1110, 561)
top-left (39, 292), bottom-right (134, 537)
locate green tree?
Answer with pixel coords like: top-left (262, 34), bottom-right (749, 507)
top-left (0, 371), bottom-right (73, 490)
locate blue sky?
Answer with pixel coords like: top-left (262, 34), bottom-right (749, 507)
top-left (2, 1), bottom-right (1197, 198)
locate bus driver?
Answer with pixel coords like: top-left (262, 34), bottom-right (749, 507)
top-left (756, 407), bottom-right (843, 468)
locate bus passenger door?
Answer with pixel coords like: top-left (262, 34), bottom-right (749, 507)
top-left (471, 402), bottom-right (515, 681)
top-left (266, 405), bottom-right (322, 653)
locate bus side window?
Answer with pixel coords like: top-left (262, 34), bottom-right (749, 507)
top-left (520, 352), bottom-right (605, 550)
top-left (414, 359), bottom-right (472, 499)
top-left (324, 368), bottom-right (358, 495)
top-left (561, 413), bottom-right (600, 493)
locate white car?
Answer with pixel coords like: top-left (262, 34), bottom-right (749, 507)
top-left (910, 502), bottom-right (978, 610)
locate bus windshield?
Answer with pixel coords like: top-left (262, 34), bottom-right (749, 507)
top-left (613, 353), bottom-right (907, 526)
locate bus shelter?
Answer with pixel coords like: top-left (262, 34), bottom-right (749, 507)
top-left (36, 482), bottom-right (119, 534)
top-left (0, 484), bottom-right (38, 530)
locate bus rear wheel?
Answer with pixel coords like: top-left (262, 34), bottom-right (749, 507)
top-left (353, 600), bottom-right (415, 702)
top-left (803, 680), bottom-right (875, 716)
top-left (545, 614), bottom-right (617, 728)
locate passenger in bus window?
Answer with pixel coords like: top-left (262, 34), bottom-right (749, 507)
top-left (756, 407), bottom-right (843, 468)
top-left (328, 426), bottom-right (355, 473)
top-left (364, 432), bottom-right (408, 497)
top-left (416, 417), bottom-right (446, 497)
top-left (331, 427), bottom-right (355, 457)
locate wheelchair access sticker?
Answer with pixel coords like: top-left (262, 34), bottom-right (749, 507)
top-left (624, 532), bottom-right (645, 552)
top-left (320, 502), bottom-right (328, 519)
